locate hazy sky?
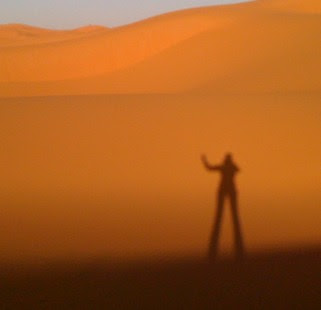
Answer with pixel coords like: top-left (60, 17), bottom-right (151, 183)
top-left (1, 0), bottom-right (250, 29)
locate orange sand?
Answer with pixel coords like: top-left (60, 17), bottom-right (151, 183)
top-left (0, 0), bottom-right (320, 96)
top-left (0, 0), bottom-right (320, 263)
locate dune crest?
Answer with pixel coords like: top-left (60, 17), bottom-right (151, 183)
top-left (0, 23), bottom-right (109, 47)
top-left (74, 25), bottom-right (108, 33)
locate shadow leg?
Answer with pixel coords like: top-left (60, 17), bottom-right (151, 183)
top-left (208, 191), bottom-right (224, 262)
top-left (230, 191), bottom-right (245, 260)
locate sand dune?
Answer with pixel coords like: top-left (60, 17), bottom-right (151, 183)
top-left (0, 24), bottom-right (108, 47)
top-left (0, 0), bottom-right (320, 96)
top-left (0, 6), bottom-right (232, 84)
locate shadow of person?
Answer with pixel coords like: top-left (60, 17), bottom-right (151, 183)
top-left (202, 153), bottom-right (245, 262)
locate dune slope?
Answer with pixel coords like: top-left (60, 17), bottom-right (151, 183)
top-left (258, 0), bottom-right (321, 13)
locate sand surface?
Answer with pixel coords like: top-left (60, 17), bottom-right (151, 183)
top-left (1, 248), bottom-right (321, 309)
top-left (1, 92), bottom-right (320, 262)
top-left (0, 0), bottom-right (320, 269)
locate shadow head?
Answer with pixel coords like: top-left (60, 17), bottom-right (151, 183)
top-left (224, 152), bottom-right (234, 165)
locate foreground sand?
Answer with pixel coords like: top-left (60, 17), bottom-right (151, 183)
top-left (1, 92), bottom-right (321, 262)
top-left (1, 247), bottom-right (321, 309)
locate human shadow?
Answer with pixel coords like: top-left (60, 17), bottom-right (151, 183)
top-left (201, 153), bottom-right (245, 261)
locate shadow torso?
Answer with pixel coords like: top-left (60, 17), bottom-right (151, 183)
top-left (218, 162), bottom-right (239, 194)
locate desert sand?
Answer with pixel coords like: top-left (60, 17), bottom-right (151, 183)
top-left (0, 2), bottom-right (320, 307)
top-left (1, 248), bottom-right (321, 309)
top-left (1, 1), bottom-right (320, 308)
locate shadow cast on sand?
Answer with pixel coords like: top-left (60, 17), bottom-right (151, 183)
top-left (202, 153), bottom-right (244, 262)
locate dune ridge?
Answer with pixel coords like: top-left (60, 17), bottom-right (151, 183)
top-left (0, 24), bottom-right (109, 47)
top-left (0, 0), bottom-right (320, 97)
